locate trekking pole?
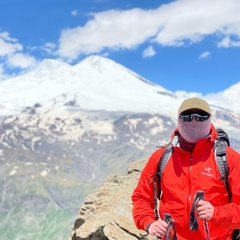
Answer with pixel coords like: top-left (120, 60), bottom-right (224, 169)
top-left (195, 191), bottom-right (211, 240)
top-left (155, 213), bottom-right (178, 240)
top-left (164, 213), bottom-right (172, 240)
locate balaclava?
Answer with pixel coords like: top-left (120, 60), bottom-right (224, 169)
top-left (177, 117), bottom-right (211, 143)
top-left (177, 97), bottom-right (211, 144)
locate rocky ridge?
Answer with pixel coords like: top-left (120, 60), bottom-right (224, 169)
top-left (70, 159), bottom-right (154, 240)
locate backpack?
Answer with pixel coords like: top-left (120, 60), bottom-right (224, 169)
top-left (152, 128), bottom-right (240, 240)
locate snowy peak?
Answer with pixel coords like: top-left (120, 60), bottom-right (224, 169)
top-left (0, 55), bottom-right (177, 116)
top-left (74, 55), bottom-right (160, 87)
top-left (0, 55), bottom-right (239, 117)
top-left (76, 55), bottom-right (113, 68)
top-left (75, 55), bottom-right (125, 71)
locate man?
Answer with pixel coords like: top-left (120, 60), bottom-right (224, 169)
top-left (131, 97), bottom-right (240, 240)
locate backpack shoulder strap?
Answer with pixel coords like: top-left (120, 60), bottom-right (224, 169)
top-left (216, 128), bottom-right (230, 146)
top-left (214, 129), bottom-right (240, 239)
top-left (158, 142), bottom-right (174, 176)
top-left (152, 136), bottom-right (177, 220)
top-left (214, 128), bottom-right (231, 199)
top-left (152, 143), bottom-right (174, 220)
top-left (157, 135), bottom-right (178, 175)
top-left (157, 134), bottom-right (178, 189)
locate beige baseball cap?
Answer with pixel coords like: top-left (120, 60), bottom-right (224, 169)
top-left (178, 97), bottom-right (211, 115)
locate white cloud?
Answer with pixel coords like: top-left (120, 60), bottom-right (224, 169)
top-left (0, 31), bottom-right (37, 77)
top-left (29, 42), bottom-right (57, 55)
top-left (0, 64), bottom-right (5, 80)
top-left (57, 8), bottom-right (160, 59)
top-left (0, 31), bottom-right (18, 42)
top-left (199, 51), bottom-right (211, 59)
top-left (7, 53), bottom-right (37, 69)
top-left (142, 46), bottom-right (156, 58)
top-left (218, 36), bottom-right (240, 47)
top-left (0, 63), bottom-right (11, 80)
top-left (0, 32), bottom-right (22, 56)
top-left (57, 0), bottom-right (240, 61)
top-left (154, 0), bottom-right (240, 46)
top-left (42, 42), bottom-right (57, 54)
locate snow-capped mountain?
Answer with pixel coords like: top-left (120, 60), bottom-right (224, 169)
top-left (0, 55), bottom-right (174, 115)
top-left (0, 55), bottom-right (239, 240)
top-left (0, 55), bottom-right (239, 118)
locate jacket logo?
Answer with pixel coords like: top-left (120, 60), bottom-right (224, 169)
top-left (201, 167), bottom-right (213, 177)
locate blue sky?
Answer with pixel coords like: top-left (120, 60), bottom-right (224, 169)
top-left (0, 0), bottom-right (240, 95)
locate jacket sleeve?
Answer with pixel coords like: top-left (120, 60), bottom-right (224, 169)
top-left (210, 147), bottom-right (240, 229)
top-left (131, 148), bottom-right (164, 231)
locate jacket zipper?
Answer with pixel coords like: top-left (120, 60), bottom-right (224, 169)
top-left (188, 153), bottom-right (193, 239)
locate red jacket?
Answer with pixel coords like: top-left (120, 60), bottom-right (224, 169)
top-left (132, 125), bottom-right (240, 240)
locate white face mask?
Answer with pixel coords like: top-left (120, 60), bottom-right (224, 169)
top-left (177, 117), bottom-right (211, 143)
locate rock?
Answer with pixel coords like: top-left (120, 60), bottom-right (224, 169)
top-left (70, 159), bottom-right (155, 240)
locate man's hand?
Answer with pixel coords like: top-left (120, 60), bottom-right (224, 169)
top-left (197, 200), bottom-right (214, 220)
top-left (148, 219), bottom-right (168, 239)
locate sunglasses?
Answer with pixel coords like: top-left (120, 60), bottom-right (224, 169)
top-left (179, 113), bottom-right (210, 122)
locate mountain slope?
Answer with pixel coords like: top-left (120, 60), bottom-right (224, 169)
top-left (0, 55), bottom-right (239, 118)
top-left (0, 55), bottom-right (178, 116)
top-left (0, 55), bottom-right (239, 240)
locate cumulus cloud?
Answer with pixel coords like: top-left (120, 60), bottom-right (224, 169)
top-left (7, 53), bottom-right (37, 69)
top-left (29, 42), bottom-right (57, 56)
top-left (0, 63), bottom-right (11, 80)
top-left (0, 64), bottom-right (5, 80)
top-left (42, 42), bottom-right (57, 54)
top-left (57, 0), bottom-right (240, 61)
top-left (0, 31), bottom-right (38, 76)
top-left (218, 36), bottom-right (240, 47)
top-left (142, 46), bottom-right (156, 58)
top-left (57, 8), bottom-right (160, 59)
top-left (199, 51), bottom-right (211, 59)
top-left (0, 32), bottom-right (22, 56)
